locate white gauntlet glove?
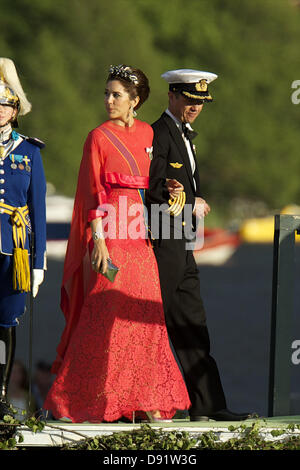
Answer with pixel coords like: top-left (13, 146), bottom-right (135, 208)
top-left (32, 269), bottom-right (44, 298)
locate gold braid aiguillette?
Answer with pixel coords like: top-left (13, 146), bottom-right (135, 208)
top-left (166, 191), bottom-right (186, 216)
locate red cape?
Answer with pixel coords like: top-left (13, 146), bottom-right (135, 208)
top-left (52, 130), bottom-right (106, 373)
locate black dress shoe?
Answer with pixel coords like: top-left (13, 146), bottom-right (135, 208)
top-left (190, 409), bottom-right (253, 422)
top-left (208, 409), bottom-right (252, 421)
top-left (189, 415), bottom-right (210, 422)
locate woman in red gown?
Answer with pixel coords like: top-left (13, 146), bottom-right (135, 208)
top-left (44, 65), bottom-right (190, 423)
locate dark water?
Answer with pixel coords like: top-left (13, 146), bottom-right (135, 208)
top-left (200, 243), bottom-right (300, 416)
top-left (15, 243), bottom-right (300, 417)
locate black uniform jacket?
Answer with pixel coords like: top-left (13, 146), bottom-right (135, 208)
top-left (146, 112), bottom-right (202, 239)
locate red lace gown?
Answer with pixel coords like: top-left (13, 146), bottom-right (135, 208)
top-left (44, 120), bottom-right (191, 422)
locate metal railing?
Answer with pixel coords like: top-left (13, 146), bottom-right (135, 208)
top-left (268, 214), bottom-right (300, 416)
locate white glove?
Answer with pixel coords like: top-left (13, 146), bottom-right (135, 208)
top-left (32, 269), bottom-right (44, 298)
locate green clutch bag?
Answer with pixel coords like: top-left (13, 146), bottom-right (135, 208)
top-left (101, 258), bottom-right (119, 283)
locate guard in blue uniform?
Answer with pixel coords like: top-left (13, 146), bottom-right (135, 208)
top-left (0, 58), bottom-right (46, 420)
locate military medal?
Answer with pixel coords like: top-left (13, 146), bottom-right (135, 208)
top-left (10, 154), bottom-right (17, 169)
top-left (9, 154), bottom-right (30, 171)
top-left (10, 154), bottom-right (17, 167)
top-left (23, 156), bottom-right (31, 172)
top-left (146, 146), bottom-right (153, 160)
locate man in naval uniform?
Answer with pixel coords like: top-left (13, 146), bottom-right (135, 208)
top-left (146, 69), bottom-right (251, 422)
top-left (0, 58), bottom-right (46, 421)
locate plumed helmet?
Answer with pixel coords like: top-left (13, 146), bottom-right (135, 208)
top-left (0, 58), bottom-right (31, 116)
top-left (0, 80), bottom-right (19, 109)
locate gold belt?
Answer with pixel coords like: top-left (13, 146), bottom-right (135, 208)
top-left (0, 202), bottom-right (30, 292)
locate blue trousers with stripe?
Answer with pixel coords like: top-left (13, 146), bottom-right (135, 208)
top-left (0, 254), bottom-right (26, 327)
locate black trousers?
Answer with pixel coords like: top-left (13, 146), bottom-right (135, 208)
top-left (153, 237), bottom-right (227, 415)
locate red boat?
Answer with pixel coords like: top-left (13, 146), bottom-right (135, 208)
top-left (193, 227), bottom-right (241, 265)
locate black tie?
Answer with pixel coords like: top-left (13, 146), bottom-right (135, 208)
top-left (182, 122), bottom-right (198, 141)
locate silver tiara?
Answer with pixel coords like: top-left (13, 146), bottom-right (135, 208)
top-left (108, 65), bottom-right (138, 85)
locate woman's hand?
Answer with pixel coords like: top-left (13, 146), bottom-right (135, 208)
top-left (91, 238), bottom-right (110, 274)
top-left (166, 179), bottom-right (184, 198)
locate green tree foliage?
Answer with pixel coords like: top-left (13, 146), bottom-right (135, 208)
top-left (0, 0), bottom-right (161, 194)
top-left (1, 0), bottom-right (300, 214)
top-left (137, 0), bottom-right (300, 210)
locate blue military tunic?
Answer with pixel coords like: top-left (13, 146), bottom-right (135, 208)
top-left (0, 131), bottom-right (46, 327)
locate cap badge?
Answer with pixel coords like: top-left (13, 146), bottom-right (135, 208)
top-left (196, 80), bottom-right (208, 92)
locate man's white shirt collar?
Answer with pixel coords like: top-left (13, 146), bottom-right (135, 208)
top-left (165, 109), bottom-right (194, 133)
top-left (165, 109), bottom-right (196, 188)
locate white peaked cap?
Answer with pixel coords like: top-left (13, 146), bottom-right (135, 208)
top-left (161, 69), bottom-right (218, 84)
top-left (161, 69), bottom-right (218, 102)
